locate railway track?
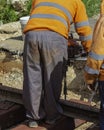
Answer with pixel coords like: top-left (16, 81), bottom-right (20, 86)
top-left (0, 84), bottom-right (100, 130)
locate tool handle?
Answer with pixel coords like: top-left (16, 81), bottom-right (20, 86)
top-left (88, 92), bottom-right (96, 103)
top-left (101, 0), bottom-right (104, 15)
top-left (88, 81), bottom-right (98, 103)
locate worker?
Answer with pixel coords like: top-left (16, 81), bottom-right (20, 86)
top-left (84, 10), bottom-right (104, 130)
top-left (23, 0), bottom-right (92, 128)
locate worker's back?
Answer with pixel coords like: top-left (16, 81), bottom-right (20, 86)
top-left (23, 0), bottom-right (91, 40)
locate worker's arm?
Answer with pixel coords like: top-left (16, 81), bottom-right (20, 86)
top-left (84, 56), bottom-right (104, 85)
top-left (73, 0), bottom-right (92, 52)
top-left (84, 11), bottom-right (104, 85)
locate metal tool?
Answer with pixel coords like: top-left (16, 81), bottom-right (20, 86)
top-left (88, 80), bottom-right (98, 103)
top-left (63, 33), bottom-right (87, 99)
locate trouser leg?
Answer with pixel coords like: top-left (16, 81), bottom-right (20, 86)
top-left (23, 32), bottom-right (45, 120)
top-left (39, 31), bottom-right (68, 120)
top-left (99, 81), bottom-right (104, 130)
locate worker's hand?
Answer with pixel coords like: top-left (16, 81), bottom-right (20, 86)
top-left (87, 84), bottom-right (95, 92)
top-left (84, 79), bottom-right (96, 92)
top-left (68, 39), bottom-right (79, 46)
top-left (87, 81), bottom-right (98, 92)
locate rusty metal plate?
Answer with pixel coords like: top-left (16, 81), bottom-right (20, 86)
top-left (11, 124), bottom-right (47, 130)
top-left (11, 116), bottom-right (75, 130)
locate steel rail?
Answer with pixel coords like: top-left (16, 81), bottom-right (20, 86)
top-left (60, 99), bottom-right (99, 123)
top-left (0, 84), bottom-right (99, 123)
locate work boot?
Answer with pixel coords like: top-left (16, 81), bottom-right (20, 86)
top-left (28, 119), bottom-right (38, 128)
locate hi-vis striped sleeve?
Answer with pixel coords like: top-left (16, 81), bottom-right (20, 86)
top-left (85, 51), bottom-right (104, 74)
top-left (75, 21), bottom-right (92, 42)
top-left (84, 51), bottom-right (104, 84)
top-left (73, 0), bottom-right (92, 52)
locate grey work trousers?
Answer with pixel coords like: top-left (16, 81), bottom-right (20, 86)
top-left (23, 30), bottom-right (68, 121)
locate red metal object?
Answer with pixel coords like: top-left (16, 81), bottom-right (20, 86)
top-left (11, 125), bottom-right (47, 130)
top-left (11, 116), bottom-right (75, 130)
top-left (10, 116), bottom-right (86, 130)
